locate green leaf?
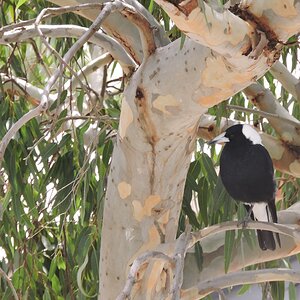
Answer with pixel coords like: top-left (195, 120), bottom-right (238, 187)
top-left (12, 266), bottom-right (25, 289)
top-left (237, 284), bottom-right (250, 295)
top-left (102, 140), bottom-right (113, 167)
top-left (180, 33), bottom-right (186, 50)
top-left (77, 90), bottom-right (84, 114)
top-left (16, 0), bottom-right (27, 10)
top-left (148, 0), bottom-right (154, 13)
top-left (43, 143), bottom-right (59, 160)
top-left (77, 254), bottom-right (96, 298)
top-left (48, 257), bottom-right (57, 280)
top-left (224, 230), bottom-right (235, 273)
top-left (200, 153), bottom-right (218, 186)
top-left (43, 288), bottom-right (52, 300)
top-left (51, 274), bottom-right (62, 294)
top-left (16, 0), bottom-right (27, 11)
top-left (194, 242), bottom-right (203, 271)
top-left (56, 252), bottom-right (66, 270)
top-left (198, 178), bottom-right (209, 225)
top-left (271, 281), bottom-right (285, 300)
top-left (289, 283), bottom-right (297, 300)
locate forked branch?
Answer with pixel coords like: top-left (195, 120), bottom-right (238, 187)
top-left (117, 220), bottom-right (299, 299)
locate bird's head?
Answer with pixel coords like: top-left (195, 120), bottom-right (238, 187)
top-left (208, 124), bottom-right (262, 146)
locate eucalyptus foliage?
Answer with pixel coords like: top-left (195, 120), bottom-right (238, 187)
top-left (0, 0), bottom-right (299, 299)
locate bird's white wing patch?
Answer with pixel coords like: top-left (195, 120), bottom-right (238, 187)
top-left (242, 124), bottom-right (262, 145)
top-left (252, 202), bottom-right (269, 222)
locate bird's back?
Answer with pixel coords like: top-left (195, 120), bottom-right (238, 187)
top-left (220, 143), bottom-right (275, 204)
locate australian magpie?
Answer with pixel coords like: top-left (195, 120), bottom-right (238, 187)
top-left (208, 124), bottom-right (281, 251)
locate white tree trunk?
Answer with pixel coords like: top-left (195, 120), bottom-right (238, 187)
top-left (35, 0), bottom-right (300, 298)
top-left (99, 34), bottom-right (290, 298)
top-left (0, 0), bottom-right (299, 298)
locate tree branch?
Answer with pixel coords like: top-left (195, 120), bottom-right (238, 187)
top-left (34, 8), bottom-right (92, 97)
top-left (171, 224), bottom-right (192, 300)
top-left (227, 103), bottom-right (300, 132)
top-left (155, 0), bottom-right (256, 58)
top-left (0, 73), bottom-right (53, 105)
top-left (120, 7), bottom-right (156, 61)
top-left (68, 52), bottom-right (113, 89)
top-left (1, 25), bottom-right (136, 73)
top-left (116, 251), bottom-right (174, 300)
top-left (242, 83), bottom-right (300, 145)
top-left (0, 1), bottom-right (127, 163)
top-left (189, 221), bottom-right (299, 249)
top-left (48, 0), bottom-right (169, 64)
top-left (0, 267), bottom-right (18, 300)
top-left (183, 203), bottom-right (300, 289)
top-left (239, 0), bottom-right (300, 42)
top-left (0, 105), bottom-right (44, 162)
top-left (270, 61), bottom-right (300, 102)
top-left (181, 269), bottom-right (300, 300)
top-left (0, 3), bottom-right (103, 33)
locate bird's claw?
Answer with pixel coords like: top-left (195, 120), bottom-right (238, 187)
top-left (237, 218), bottom-right (249, 228)
top-left (237, 213), bottom-right (252, 228)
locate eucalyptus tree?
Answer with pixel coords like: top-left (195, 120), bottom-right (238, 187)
top-left (0, 0), bottom-right (300, 299)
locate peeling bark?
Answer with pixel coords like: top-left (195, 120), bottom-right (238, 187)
top-left (48, 0), bottom-right (169, 63)
top-left (100, 33), bottom-right (299, 298)
top-left (2, 0), bottom-right (299, 298)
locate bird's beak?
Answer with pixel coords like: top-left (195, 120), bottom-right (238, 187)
top-left (207, 132), bottom-right (230, 145)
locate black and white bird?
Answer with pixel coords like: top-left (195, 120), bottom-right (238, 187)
top-left (208, 124), bottom-right (281, 251)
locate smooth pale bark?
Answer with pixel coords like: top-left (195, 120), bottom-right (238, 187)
top-left (156, 0), bottom-right (300, 55)
top-left (270, 61), bottom-right (300, 102)
top-left (99, 35), bottom-right (296, 298)
top-left (183, 202), bottom-right (300, 289)
top-left (48, 0), bottom-right (169, 63)
top-left (26, 1), bottom-right (300, 298)
top-left (183, 269), bottom-right (300, 299)
top-left (244, 83), bottom-right (300, 145)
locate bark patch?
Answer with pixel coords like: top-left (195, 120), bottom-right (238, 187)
top-left (229, 4), bottom-right (281, 58)
top-left (119, 98), bottom-right (133, 139)
top-left (132, 195), bottom-right (161, 222)
top-left (117, 181), bottom-right (132, 199)
top-left (135, 86), bottom-right (159, 145)
top-left (152, 94), bottom-right (181, 115)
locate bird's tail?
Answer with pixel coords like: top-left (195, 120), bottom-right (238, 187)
top-left (251, 201), bottom-right (281, 251)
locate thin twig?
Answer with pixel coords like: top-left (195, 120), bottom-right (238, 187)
top-left (68, 52), bottom-right (113, 89)
top-left (0, 1), bottom-right (125, 163)
top-left (0, 3), bottom-right (104, 35)
top-left (34, 8), bottom-right (92, 99)
top-left (227, 105), bottom-right (300, 129)
top-left (0, 105), bottom-right (46, 162)
top-left (0, 267), bottom-right (19, 300)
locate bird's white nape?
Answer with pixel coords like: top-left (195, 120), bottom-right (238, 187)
top-left (242, 125), bottom-right (262, 145)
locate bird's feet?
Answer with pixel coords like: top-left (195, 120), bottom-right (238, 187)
top-left (237, 205), bottom-right (253, 228)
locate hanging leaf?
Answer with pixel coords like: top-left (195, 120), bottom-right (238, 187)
top-left (224, 230), bottom-right (235, 273)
